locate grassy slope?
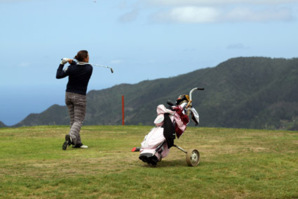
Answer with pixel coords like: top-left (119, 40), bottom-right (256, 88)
top-left (0, 126), bottom-right (297, 198)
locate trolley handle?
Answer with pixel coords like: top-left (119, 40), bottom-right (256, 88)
top-left (189, 87), bottom-right (204, 101)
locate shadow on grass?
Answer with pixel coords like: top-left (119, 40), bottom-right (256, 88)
top-left (139, 159), bottom-right (206, 168)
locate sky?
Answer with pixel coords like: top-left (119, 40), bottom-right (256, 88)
top-left (0, 0), bottom-right (298, 126)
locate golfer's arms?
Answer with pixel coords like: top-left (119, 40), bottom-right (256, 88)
top-left (56, 64), bottom-right (68, 79)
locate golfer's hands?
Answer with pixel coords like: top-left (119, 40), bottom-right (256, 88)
top-left (60, 58), bottom-right (73, 65)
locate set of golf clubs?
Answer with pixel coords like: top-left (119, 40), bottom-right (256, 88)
top-left (61, 58), bottom-right (114, 73)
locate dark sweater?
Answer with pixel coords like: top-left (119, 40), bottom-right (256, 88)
top-left (56, 61), bottom-right (93, 95)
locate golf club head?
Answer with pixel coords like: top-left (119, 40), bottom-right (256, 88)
top-left (110, 68), bottom-right (114, 73)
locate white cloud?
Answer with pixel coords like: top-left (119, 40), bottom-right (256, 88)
top-left (18, 62), bottom-right (31, 67)
top-left (147, 0), bottom-right (298, 6)
top-left (152, 5), bottom-right (293, 23)
top-left (224, 7), bottom-right (292, 22)
top-left (162, 6), bottom-right (219, 23)
top-left (119, 9), bottom-right (139, 23)
top-left (143, 0), bottom-right (296, 23)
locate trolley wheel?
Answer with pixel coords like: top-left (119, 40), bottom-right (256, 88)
top-left (186, 149), bottom-right (200, 167)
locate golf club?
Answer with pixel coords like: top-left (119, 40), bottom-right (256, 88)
top-left (80, 62), bottom-right (114, 74)
top-left (61, 58), bottom-right (114, 73)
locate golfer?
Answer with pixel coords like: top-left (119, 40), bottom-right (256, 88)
top-left (56, 50), bottom-right (93, 150)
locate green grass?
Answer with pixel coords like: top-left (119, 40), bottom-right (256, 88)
top-left (0, 126), bottom-right (297, 199)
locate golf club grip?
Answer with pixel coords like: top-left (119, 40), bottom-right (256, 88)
top-left (197, 88), bottom-right (204, 90)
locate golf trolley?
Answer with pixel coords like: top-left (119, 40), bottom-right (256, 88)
top-left (136, 87), bottom-right (204, 167)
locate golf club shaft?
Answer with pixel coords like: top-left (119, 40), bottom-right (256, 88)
top-left (79, 62), bottom-right (112, 70)
top-left (78, 62), bottom-right (114, 73)
top-left (61, 58), bottom-right (114, 73)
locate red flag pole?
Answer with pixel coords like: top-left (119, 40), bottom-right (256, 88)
top-left (122, 95), bottom-right (125, 125)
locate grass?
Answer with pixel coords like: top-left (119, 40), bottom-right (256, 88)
top-left (0, 125), bottom-right (297, 199)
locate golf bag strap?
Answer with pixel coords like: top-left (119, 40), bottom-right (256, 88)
top-left (163, 113), bottom-right (175, 148)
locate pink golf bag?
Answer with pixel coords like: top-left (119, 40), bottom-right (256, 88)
top-left (139, 92), bottom-right (200, 166)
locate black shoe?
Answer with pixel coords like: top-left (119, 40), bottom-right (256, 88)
top-left (62, 135), bottom-right (72, 150)
top-left (72, 143), bottom-right (88, 149)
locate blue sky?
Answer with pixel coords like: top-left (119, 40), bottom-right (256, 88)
top-left (1, 0), bottom-right (298, 125)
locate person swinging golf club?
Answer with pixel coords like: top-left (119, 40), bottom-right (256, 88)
top-left (56, 50), bottom-right (93, 150)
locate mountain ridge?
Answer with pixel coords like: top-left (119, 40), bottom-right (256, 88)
top-left (5, 56), bottom-right (298, 130)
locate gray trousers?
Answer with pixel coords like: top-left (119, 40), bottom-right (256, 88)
top-left (65, 92), bottom-right (86, 145)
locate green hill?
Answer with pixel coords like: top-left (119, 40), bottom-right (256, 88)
top-left (0, 121), bottom-right (6, 128)
top-left (16, 105), bottom-right (69, 127)
top-left (15, 57), bottom-right (298, 130)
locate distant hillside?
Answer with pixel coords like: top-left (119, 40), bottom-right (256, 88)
top-left (15, 57), bottom-right (298, 130)
top-left (16, 105), bottom-right (69, 126)
top-left (0, 121), bottom-right (6, 128)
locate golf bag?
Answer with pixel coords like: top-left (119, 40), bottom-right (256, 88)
top-left (139, 96), bottom-right (199, 166)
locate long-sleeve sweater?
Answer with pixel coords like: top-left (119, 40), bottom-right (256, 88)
top-left (56, 61), bottom-right (93, 95)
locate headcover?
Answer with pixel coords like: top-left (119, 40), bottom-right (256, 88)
top-left (176, 94), bottom-right (190, 106)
